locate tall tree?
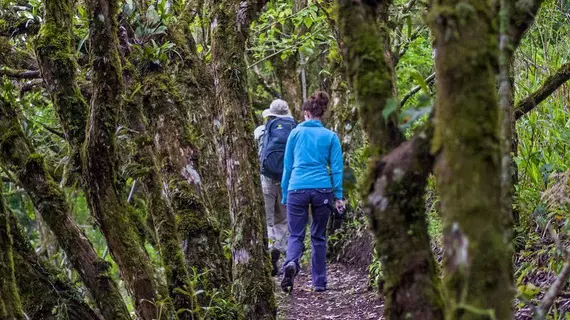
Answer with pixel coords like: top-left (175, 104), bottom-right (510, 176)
top-left (338, 0), bottom-right (444, 318)
top-left (139, 72), bottom-right (230, 291)
top-left (83, 0), bottom-right (164, 317)
top-left (128, 84), bottom-right (198, 319)
top-left (428, 0), bottom-right (514, 318)
top-left (210, 0), bottom-right (277, 318)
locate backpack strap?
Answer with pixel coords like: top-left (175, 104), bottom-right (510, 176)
top-left (265, 118), bottom-right (276, 136)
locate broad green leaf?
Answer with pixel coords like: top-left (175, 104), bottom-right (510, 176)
top-left (410, 70), bottom-right (429, 94)
top-left (146, 5), bottom-right (160, 24)
top-left (304, 17), bottom-right (313, 29)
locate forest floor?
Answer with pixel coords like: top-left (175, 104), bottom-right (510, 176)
top-left (275, 263), bottom-right (383, 320)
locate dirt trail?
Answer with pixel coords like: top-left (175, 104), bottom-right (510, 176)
top-left (276, 263), bottom-right (384, 320)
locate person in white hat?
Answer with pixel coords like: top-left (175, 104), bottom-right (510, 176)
top-left (254, 99), bottom-right (296, 276)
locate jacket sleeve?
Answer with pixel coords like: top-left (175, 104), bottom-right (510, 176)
top-left (281, 132), bottom-right (296, 204)
top-left (330, 134), bottom-right (344, 200)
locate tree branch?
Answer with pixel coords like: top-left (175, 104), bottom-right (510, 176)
top-left (510, 0), bottom-right (546, 47)
top-left (251, 66), bottom-right (280, 98)
top-left (535, 225), bottom-right (570, 319)
top-left (400, 72), bottom-right (435, 106)
top-left (0, 68), bottom-right (40, 79)
top-left (514, 62), bottom-right (570, 120)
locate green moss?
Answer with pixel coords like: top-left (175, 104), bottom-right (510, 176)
top-left (0, 196), bottom-right (24, 319)
top-left (429, 1), bottom-right (513, 318)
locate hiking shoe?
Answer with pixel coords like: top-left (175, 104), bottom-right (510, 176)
top-left (270, 249), bottom-right (280, 276)
top-left (281, 262), bottom-right (297, 293)
top-left (314, 286), bottom-right (326, 292)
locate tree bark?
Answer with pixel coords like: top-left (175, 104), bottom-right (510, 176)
top-left (127, 84), bottom-right (198, 319)
top-left (83, 0), bottom-right (163, 318)
top-left (141, 73), bottom-right (230, 291)
top-left (338, 0), bottom-right (403, 156)
top-left (7, 209), bottom-right (101, 320)
top-left (338, 1), bottom-right (444, 319)
top-left (0, 194), bottom-right (24, 320)
top-left (499, 0), bottom-right (517, 235)
top-left (274, 56), bottom-right (303, 120)
top-left (428, 1), bottom-right (514, 318)
top-left (501, 0), bottom-right (545, 225)
top-left (0, 96), bottom-right (130, 320)
top-left (169, 7), bottom-right (232, 231)
top-left (36, 0), bottom-right (89, 177)
top-left (211, 0), bottom-right (276, 318)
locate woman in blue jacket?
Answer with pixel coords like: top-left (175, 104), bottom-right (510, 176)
top-left (280, 91), bottom-right (344, 293)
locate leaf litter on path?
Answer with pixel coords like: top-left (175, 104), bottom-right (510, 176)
top-left (276, 263), bottom-right (384, 320)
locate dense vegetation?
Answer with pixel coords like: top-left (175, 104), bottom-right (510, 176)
top-left (1, 0), bottom-right (570, 319)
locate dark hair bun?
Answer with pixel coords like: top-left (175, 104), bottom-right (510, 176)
top-left (311, 91), bottom-right (329, 107)
top-left (303, 91), bottom-right (330, 118)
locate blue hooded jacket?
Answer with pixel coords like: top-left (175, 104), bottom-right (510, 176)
top-left (281, 120), bottom-right (343, 204)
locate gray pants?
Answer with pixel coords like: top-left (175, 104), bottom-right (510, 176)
top-left (261, 176), bottom-right (288, 253)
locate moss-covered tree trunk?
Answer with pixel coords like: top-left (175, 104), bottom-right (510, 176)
top-left (7, 207), bottom-right (100, 320)
top-left (168, 10), bottom-right (232, 231)
top-left (83, 0), bottom-right (163, 318)
top-left (35, 0), bottom-right (88, 178)
top-left (428, 1), bottom-right (514, 319)
top-left (210, 0), bottom-right (276, 318)
top-left (127, 84), bottom-right (197, 319)
top-left (0, 194), bottom-right (24, 320)
top-left (0, 96), bottom-right (130, 320)
top-left (141, 73), bottom-right (230, 291)
top-left (338, 1), bottom-right (444, 319)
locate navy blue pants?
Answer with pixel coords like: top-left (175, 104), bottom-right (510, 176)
top-left (283, 189), bottom-right (332, 288)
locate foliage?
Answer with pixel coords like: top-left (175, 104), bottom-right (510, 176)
top-left (1, 0), bottom-right (570, 318)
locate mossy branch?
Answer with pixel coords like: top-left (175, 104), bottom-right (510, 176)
top-left (0, 68), bottom-right (40, 79)
top-left (339, 0), bottom-right (443, 318)
top-left (400, 72), bottom-right (435, 107)
top-left (84, 0), bottom-right (165, 317)
top-left (514, 62), bottom-right (570, 121)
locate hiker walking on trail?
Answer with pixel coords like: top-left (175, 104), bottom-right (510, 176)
top-left (281, 91), bottom-right (344, 293)
top-left (254, 99), bottom-right (297, 276)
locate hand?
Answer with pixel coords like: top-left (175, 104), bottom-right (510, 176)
top-left (335, 199), bottom-right (345, 212)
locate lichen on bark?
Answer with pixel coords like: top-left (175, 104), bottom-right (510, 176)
top-left (127, 76), bottom-right (198, 319)
top-left (139, 71), bottom-right (230, 294)
top-left (210, 0), bottom-right (276, 318)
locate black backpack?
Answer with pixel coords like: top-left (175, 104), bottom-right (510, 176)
top-left (260, 117), bottom-right (296, 181)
